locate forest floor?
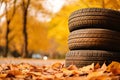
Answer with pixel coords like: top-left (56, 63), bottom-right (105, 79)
top-left (0, 58), bottom-right (65, 66)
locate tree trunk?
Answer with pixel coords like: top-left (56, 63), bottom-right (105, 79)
top-left (4, 21), bottom-right (10, 57)
top-left (21, 0), bottom-right (30, 57)
top-left (22, 10), bottom-right (28, 57)
top-left (3, 0), bottom-right (16, 57)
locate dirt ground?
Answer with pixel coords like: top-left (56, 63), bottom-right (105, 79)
top-left (0, 58), bottom-right (65, 66)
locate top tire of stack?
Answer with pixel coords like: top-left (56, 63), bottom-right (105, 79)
top-left (68, 8), bottom-right (120, 32)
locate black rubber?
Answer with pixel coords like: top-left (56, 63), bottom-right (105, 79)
top-left (68, 29), bottom-right (120, 40)
top-left (65, 50), bottom-right (120, 67)
top-left (66, 60), bottom-right (110, 68)
top-left (68, 38), bottom-right (120, 51)
top-left (69, 20), bottom-right (120, 32)
top-left (68, 29), bottom-right (120, 51)
top-left (69, 12), bottom-right (120, 20)
top-left (70, 8), bottom-right (120, 17)
top-left (69, 16), bottom-right (120, 23)
top-left (68, 8), bottom-right (120, 32)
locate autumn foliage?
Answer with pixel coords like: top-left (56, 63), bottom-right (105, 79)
top-left (0, 61), bottom-right (119, 79)
top-left (1, 0), bottom-right (120, 57)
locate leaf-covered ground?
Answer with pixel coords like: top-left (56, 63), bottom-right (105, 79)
top-left (0, 59), bottom-right (119, 80)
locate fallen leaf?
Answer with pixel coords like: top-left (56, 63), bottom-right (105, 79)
top-left (94, 63), bottom-right (100, 70)
top-left (67, 65), bottom-right (78, 70)
top-left (106, 61), bottom-right (120, 75)
top-left (52, 63), bottom-right (63, 70)
top-left (79, 63), bottom-right (94, 73)
top-left (89, 75), bottom-right (111, 80)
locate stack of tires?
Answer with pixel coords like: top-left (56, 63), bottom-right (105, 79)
top-left (65, 8), bottom-right (120, 67)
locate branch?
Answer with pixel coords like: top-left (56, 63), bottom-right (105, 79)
top-left (21, 0), bottom-right (26, 11)
top-left (11, 0), bottom-right (16, 19)
top-left (0, 0), bottom-right (3, 8)
top-left (6, 0), bottom-right (17, 23)
top-left (0, 3), bottom-right (21, 19)
top-left (21, 0), bottom-right (31, 11)
top-left (5, 2), bottom-right (9, 22)
top-left (26, 0), bottom-right (31, 9)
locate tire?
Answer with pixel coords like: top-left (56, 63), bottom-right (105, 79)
top-left (69, 8), bottom-right (120, 17)
top-left (68, 8), bottom-right (120, 32)
top-left (66, 60), bottom-right (107, 68)
top-left (68, 38), bottom-right (120, 51)
top-left (69, 16), bottom-right (120, 23)
top-left (69, 20), bottom-right (120, 32)
top-left (68, 29), bottom-right (120, 51)
top-left (69, 29), bottom-right (120, 40)
top-left (65, 50), bottom-right (120, 67)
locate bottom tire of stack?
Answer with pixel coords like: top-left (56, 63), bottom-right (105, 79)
top-left (68, 28), bottom-right (120, 51)
top-left (65, 50), bottom-right (120, 68)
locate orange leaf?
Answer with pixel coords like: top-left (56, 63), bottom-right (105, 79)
top-left (106, 61), bottom-right (120, 75)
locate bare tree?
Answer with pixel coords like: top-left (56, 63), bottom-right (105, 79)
top-left (21, 0), bottom-right (31, 57)
top-left (4, 0), bottom-right (16, 57)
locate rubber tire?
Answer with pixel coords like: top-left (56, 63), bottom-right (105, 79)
top-left (65, 50), bottom-right (120, 68)
top-left (68, 8), bottom-right (120, 32)
top-left (69, 16), bottom-right (120, 23)
top-left (68, 38), bottom-right (120, 51)
top-left (69, 28), bottom-right (120, 40)
top-left (68, 29), bottom-right (120, 51)
top-left (69, 8), bottom-right (120, 17)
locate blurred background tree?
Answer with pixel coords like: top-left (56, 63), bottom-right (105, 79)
top-left (0, 0), bottom-right (120, 58)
